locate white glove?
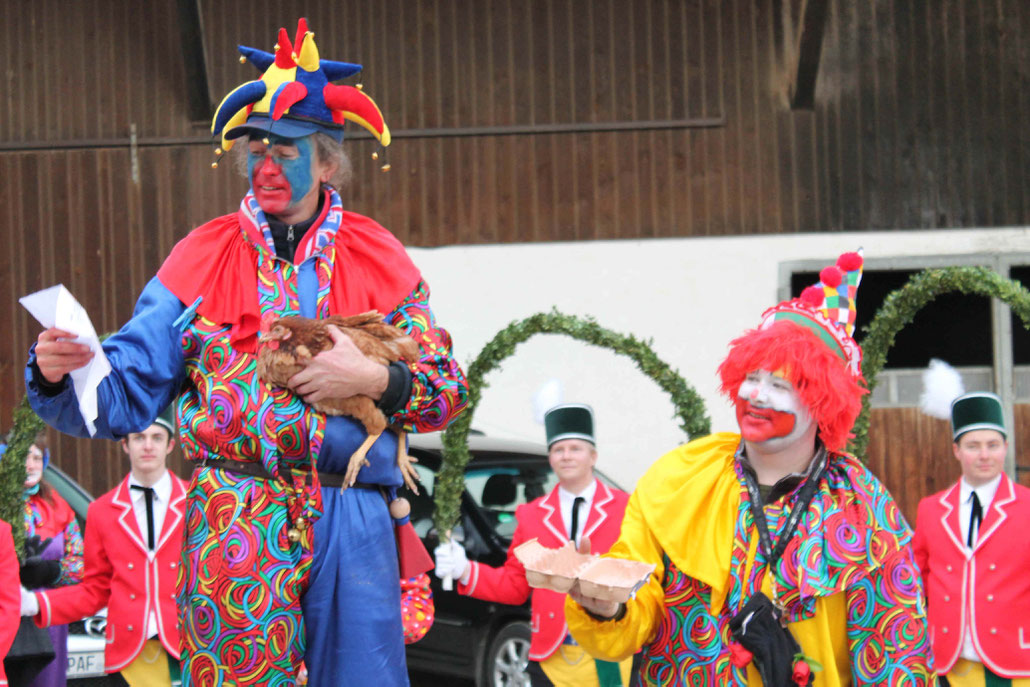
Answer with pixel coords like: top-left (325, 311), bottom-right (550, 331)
top-left (20, 586), bottom-right (39, 617)
top-left (433, 540), bottom-right (470, 582)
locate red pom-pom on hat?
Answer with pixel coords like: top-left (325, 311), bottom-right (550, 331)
top-left (837, 252), bottom-right (863, 271)
top-left (820, 266), bottom-right (843, 288)
top-left (800, 286), bottom-right (824, 307)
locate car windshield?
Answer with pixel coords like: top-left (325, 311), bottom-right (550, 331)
top-left (463, 466), bottom-right (558, 539)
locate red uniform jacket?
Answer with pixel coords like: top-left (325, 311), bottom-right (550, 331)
top-left (34, 474), bottom-right (187, 673)
top-left (0, 520), bottom-right (20, 686)
top-left (458, 479), bottom-right (629, 661)
top-left (912, 473), bottom-right (1030, 678)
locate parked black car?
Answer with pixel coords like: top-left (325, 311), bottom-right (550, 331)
top-left (402, 434), bottom-right (623, 687)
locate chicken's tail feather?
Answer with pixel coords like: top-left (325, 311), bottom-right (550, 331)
top-left (326, 311), bottom-right (384, 328)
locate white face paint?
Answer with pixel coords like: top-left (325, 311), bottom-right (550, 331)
top-left (734, 370), bottom-right (815, 449)
top-left (738, 370), bottom-right (803, 412)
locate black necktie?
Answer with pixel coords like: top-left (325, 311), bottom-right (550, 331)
top-left (131, 485), bottom-right (155, 550)
top-left (968, 491), bottom-right (983, 548)
top-left (569, 496), bottom-right (585, 543)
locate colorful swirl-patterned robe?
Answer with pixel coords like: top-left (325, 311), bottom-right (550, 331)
top-left (566, 433), bottom-right (935, 686)
top-left (27, 189), bottom-right (467, 687)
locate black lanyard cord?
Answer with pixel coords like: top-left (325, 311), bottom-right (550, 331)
top-left (741, 447), bottom-right (828, 571)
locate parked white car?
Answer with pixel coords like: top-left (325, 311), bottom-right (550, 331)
top-left (65, 611), bottom-right (106, 681)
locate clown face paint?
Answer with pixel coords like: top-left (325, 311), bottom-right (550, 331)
top-left (734, 370), bottom-right (814, 448)
top-left (247, 135), bottom-right (321, 222)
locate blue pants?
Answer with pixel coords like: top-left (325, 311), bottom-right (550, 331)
top-left (303, 417), bottom-right (408, 686)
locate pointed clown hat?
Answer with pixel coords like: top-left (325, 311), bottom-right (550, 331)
top-left (211, 18), bottom-right (391, 154)
top-left (760, 250), bottom-right (865, 377)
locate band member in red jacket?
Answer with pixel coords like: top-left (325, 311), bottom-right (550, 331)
top-left (434, 404), bottom-right (632, 686)
top-left (0, 519), bottom-right (19, 687)
top-left (913, 391), bottom-right (1030, 686)
top-left (22, 409), bottom-right (186, 687)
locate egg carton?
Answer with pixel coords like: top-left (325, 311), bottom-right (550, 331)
top-left (513, 538), bottom-right (655, 603)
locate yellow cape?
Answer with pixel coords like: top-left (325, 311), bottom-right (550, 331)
top-left (566, 434), bottom-right (858, 685)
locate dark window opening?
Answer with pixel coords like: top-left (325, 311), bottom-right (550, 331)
top-left (791, 269), bottom-right (992, 369)
top-left (1009, 266), bottom-right (1030, 365)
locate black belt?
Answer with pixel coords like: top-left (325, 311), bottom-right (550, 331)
top-left (314, 472), bottom-right (381, 490)
top-left (195, 457), bottom-right (379, 490)
top-left (196, 457), bottom-right (275, 479)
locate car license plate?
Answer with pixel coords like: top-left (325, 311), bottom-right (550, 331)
top-left (67, 649), bottom-right (105, 678)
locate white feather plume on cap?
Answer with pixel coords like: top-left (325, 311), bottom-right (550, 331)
top-left (919, 359), bottom-right (965, 419)
top-left (532, 378), bottom-right (565, 424)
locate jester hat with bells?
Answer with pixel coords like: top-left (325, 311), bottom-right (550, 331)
top-left (718, 251), bottom-right (868, 453)
top-left (211, 18), bottom-right (390, 166)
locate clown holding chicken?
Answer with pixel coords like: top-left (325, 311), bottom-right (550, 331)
top-left (27, 19), bottom-right (466, 686)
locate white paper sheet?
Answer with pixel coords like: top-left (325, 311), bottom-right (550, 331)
top-left (20, 285), bottom-right (112, 436)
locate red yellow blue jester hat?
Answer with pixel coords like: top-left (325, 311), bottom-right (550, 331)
top-left (718, 251), bottom-right (867, 452)
top-left (211, 18), bottom-right (390, 156)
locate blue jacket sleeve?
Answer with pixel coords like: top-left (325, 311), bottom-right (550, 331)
top-left (25, 276), bottom-right (188, 440)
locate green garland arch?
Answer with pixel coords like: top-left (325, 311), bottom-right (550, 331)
top-left (851, 266), bottom-right (1030, 460)
top-left (433, 309), bottom-right (711, 537)
top-left (0, 396), bottom-right (44, 558)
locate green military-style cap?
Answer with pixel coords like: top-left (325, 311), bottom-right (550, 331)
top-left (544, 403), bottom-right (595, 447)
top-left (153, 404), bottom-right (176, 437)
top-left (951, 392), bottom-right (1006, 441)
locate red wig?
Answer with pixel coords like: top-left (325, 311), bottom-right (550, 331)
top-left (717, 320), bottom-right (867, 453)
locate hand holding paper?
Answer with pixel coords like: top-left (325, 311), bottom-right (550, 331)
top-left (34, 328), bottom-right (95, 382)
top-left (20, 285), bottom-right (112, 436)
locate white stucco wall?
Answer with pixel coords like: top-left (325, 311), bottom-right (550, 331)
top-left (408, 227), bottom-right (1030, 490)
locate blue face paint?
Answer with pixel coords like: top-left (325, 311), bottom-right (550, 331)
top-left (247, 134), bottom-right (317, 207)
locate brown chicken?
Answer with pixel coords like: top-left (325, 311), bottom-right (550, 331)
top-left (256, 311), bottom-right (421, 493)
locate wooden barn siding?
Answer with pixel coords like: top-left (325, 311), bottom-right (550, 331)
top-left (1012, 405), bottom-right (1030, 490)
top-left (865, 407), bottom-right (955, 526)
top-left (1, 0), bottom-right (1028, 496)
top-left (3, 1), bottom-right (1026, 236)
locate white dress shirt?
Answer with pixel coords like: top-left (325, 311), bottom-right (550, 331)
top-left (128, 470), bottom-right (172, 638)
top-left (957, 474), bottom-right (1002, 662)
top-left (558, 480), bottom-right (597, 546)
top-left (957, 475), bottom-right (1001, 549)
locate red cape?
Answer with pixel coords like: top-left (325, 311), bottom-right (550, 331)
top-left (157, 203), bottom-right (421, 353)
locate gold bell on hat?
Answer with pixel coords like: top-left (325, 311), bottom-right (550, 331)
top-left (287, 527), bottom-right (302, 542)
